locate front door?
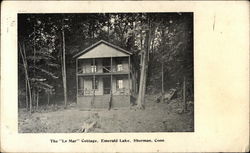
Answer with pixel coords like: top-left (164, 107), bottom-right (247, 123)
top-left (103, 77), bottom-right (111, 94)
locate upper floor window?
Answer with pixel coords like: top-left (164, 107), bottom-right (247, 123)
top-left (91, 60), bottom-right (97, 73)
top-left (81, 66), bottom-right (86, 73)
top-left (91, 65), bottom-right (97, 73)
top-left (117, 64), bottom-right (123, 71)
top-left (117, 60), bottom-right (123, 71)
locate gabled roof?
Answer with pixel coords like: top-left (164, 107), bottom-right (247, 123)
top-left (73, 40), bottom-right (132, 58)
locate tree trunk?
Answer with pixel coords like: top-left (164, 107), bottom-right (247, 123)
top-left (36, 90), bottom-right (39, 110)
top-left (32, 27), bottom-right (36, 111)
top-left (141, 30), bottom-right (150, 105)
top-left (62, 28), bottom-right (68, 108)
top-left (161, 62), bottom-right (164, 103)
top-left (32, 90), bottom-right (36, 110)
top-left (19, 43), bottom-right (32, 114)
top-left (141, 55), bottom-right (148, 106)
top-left (183, 76), bottom-right (186, 112)
top-left (47, 92), bottom-right (50, 105)
top-left (25, 77), bottom-right (29, 111)
top-left (137, 28), bottom-right (150, 109)
top-left (137, 51), bottom-right (146, 109)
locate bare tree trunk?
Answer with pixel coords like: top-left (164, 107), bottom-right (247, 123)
top-left (47, 92), bottom-right (50, 105)
top-left (19, 43), bottom-right (32, 114)
top-left (62, 28), bottom-right (67, 108)
top-left (32, 27), bottom-right (36, 111)
top-left (36, 90), bottom-right (39, 110)
top-left (25, 77), bottom-right (29, 111)
top-left (183, 76), bottom-right (186, 112)
top-left (137, 20), bottom-right (144, 108)
top-left (141, 30), bottom-right (150, 105)
top-left (137, 15), bottom-right (153, 109)
top-left (137, 51), bottom-right (146, 109)
top-left (161, 62), bottom-right (164, 103)
top-left (141, 55), bottom-right (148, 106)
top-left (32, 90), bottom-right (35, 110)
top-left (137, 28), bottom-right (150, 109)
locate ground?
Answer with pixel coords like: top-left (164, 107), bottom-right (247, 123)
top-left (18, 95), bottom-right (194, 133)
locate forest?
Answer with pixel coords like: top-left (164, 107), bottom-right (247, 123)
top-left (18, 13), bottom-right (193, 113)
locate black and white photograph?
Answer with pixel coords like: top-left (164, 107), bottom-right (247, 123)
top-left (17, 13), bottom-right (194, 133)
top-left (1, 0), bottom-right (249, 152)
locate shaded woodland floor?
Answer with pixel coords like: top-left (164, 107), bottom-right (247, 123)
top-left (18, 95), bottom-right (194, 133)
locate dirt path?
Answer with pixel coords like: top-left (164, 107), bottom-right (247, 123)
top-left (18, 97), bottom-right (194, 133)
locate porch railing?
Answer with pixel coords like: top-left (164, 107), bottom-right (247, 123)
top-left (78, 89), bottom-right (95, 96)
top-left (78, 66), bottom-right (128, 74)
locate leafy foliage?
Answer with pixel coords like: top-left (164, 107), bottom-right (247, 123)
top-left (18, 13), bottom-right (194, 108)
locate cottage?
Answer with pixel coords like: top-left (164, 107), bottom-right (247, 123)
top-left (74, 40), bottom-right (137, 109)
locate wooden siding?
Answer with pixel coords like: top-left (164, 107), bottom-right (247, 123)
top-left (77, 95), bottom-right (130, 109)
top-left (78, 43), bottom-right (129, 59)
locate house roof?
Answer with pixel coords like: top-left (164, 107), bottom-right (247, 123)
top-left (73, 40), bottom-right (132, 58)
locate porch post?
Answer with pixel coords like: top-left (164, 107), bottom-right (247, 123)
top-left (92, 58), bottom-right (95, 108)
top-left (93, 58), bottom-right (96, 95)
top-left (110, 57), bottom-right (113, 94)
top-left (76, 59), bottom-right (78, 104)
top-left (109, 57), bottom-right (113, 110)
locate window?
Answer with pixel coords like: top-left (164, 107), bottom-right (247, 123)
top-left (91, 59), bottom-right (97, 73)
top-left (117, 60), bottom-right (123, 71)
top-left (91, 65), bottom-right (96, 73)
top-left (92, 78), bottom-right (98, 90)
top-left (82, 66), bottom-right (86, 73)
top-left (116, 79), bottom-right (123, 89)
top-left (117, 64), bottom-right (123, 71)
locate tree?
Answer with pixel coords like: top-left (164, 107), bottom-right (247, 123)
top-left (61, 18), bottom-right (68, 108)
top-left (19, 43), bottom-right (32, 113)
top-left (18, 14), bottom-right (60, 112)
top-left (136, 14), bottom-right (152, 109)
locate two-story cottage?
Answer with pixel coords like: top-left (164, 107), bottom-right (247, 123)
top-left (73, 40), bottom-right (137, 109)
